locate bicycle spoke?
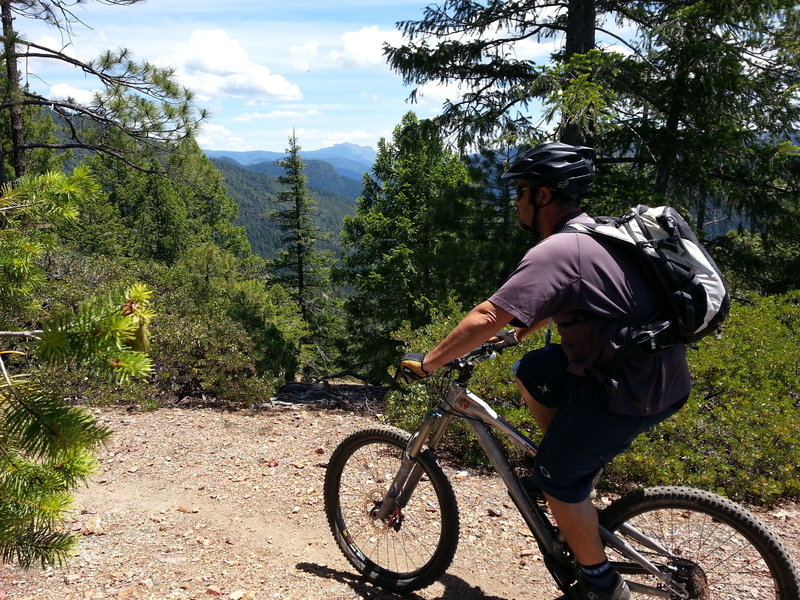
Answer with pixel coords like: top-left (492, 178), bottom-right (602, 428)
top-left (336, 441), bottom-right (445, 576)
top-left (609, 506), bottom-right (781, 598)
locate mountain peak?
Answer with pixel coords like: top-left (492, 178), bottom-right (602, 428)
top-left (309, 143), bottom-right (376, 163)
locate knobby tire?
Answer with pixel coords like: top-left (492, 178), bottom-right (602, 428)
top-left (323, 425), bottom-right (460, 593)
top-left (600, 486), bottom-right (800, 599)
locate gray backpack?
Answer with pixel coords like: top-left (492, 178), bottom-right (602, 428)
top-left (563, 205), bottom-right (731, 346)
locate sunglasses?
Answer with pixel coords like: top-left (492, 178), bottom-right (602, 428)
top-left (510, 184), bottom-right (536, 204)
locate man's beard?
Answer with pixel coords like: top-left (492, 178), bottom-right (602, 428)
top-left (517, 211), bottom-right (541, 242)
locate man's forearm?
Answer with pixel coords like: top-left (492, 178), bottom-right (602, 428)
top-left (423, 301), bottom-right (514, 372)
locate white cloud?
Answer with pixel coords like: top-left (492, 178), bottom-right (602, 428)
top-left (31, 34), bottom-right (84, 59)
top-left (164, 30), bottom-right (303, 102)
top-left (233, 109), bottom-right (321, 122)
top-left (514, 37), bottom-right (560, 62)
top-left (196, 122), bottom-right (246, 150)
top-left (48, 84), bottom-right (98, 105)
top-left (414, 80), bottom-right (468, 106)
top-left (287, 42), bottom-right (322, 72)
top-left (327, 26), bottom-right (403, 70)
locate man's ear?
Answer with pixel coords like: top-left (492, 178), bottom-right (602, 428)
top-left (535, 187), bottom-right (553, 207)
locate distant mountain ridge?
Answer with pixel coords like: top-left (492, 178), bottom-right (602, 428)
top-left (203, 142), bottom-right (376, 182)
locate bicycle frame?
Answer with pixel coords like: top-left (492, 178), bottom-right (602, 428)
top-left (380, 375), bottom-right (686, 599)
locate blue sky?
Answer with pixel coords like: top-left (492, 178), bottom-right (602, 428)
top-left (14, 0), bottom-right (557, 153)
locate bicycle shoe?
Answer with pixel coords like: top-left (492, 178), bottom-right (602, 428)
top-left (568, 573), bottom-right (631, 600)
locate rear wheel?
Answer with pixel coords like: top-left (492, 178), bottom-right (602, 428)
top-left (323, 425), bottom-right (460, 593)
top-left (600, 486), bottom-right (800, 599)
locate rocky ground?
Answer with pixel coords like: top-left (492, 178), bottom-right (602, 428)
top-left (1, 405), bottom-right (798, 600)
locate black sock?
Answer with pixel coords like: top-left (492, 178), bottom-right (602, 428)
top-left (579, 559), bottom-right (617, 591)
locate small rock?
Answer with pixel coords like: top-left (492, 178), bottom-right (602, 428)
top-left (82, 515), bottom-right (105, 535)
top-left (205, 586), bottom-right (223, 597)
top-left (487, 507), bottom-right (503, 517)
top-left (177, 505), bottom-right (199, 513)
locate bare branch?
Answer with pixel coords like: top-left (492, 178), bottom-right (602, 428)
top-left (0, 331), bottom-right (43, 339)
top-left (595, 26), bottom-right (663, 73)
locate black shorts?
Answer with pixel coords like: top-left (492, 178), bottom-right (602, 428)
top-left (514, 344), bottom-right (682, 503)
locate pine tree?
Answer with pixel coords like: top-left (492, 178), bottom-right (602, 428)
top-left (385, 1), bottom-right (800, 291)
top-left (339, 113), bottom-right (503, 376)
top-left (1, 0), bottom-right (207, 181)
top-left (0, 170), bottom-right (153, 568)
top-left (268, 132), bottom-right (334, 325)
top-left (76, 136), bottom-right (250, 264)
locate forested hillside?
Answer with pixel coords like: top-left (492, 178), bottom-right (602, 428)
top-left (211, 157), bottom-right (361, 258)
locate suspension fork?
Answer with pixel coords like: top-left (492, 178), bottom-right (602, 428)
top-left (373, 409), bottom-right (453, 521)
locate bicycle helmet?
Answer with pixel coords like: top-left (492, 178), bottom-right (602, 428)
top-left (502, 142), bottom-right (595, 197)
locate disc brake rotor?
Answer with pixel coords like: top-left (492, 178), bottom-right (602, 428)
top-left (365, 489), bottom-right (403, 533)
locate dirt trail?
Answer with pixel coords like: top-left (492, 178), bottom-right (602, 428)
top-left (1, 406), bottom-right (798, 600)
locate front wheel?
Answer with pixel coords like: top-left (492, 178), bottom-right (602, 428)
top-left (323, 425), bottom-right (460, 593)
top-left (600, 486), bottom-right (800, 599)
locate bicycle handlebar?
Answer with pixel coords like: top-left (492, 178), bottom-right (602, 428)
top-left (445, 331), bottom-right (519, 370)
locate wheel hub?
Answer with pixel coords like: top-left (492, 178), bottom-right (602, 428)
top-left (365, 489), bottom-right (404, 533)
top-left (671, 557), bottom-right (709, 600)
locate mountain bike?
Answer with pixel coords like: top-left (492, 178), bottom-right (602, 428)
top-left (323, 339), bottom-right (800, 598)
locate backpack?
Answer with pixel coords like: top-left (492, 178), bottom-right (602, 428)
top-left (562, 205), bottom-right (731, 348)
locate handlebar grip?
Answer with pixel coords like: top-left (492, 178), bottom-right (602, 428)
top-left (489, 330), bottom-right (519, 350)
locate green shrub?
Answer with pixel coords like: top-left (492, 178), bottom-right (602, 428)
top-left (608, 291), bottom-right (800, 504)
top-left (41, 247), bottom-right (307, 408)
top-left (387, 293), bottom-right (800, 505)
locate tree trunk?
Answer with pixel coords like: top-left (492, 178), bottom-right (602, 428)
top-left (655, 81), bottom-right (685, 196)
top-left (696, 192), bottom-right (707, 234)
top-left (563, 0), bottom-right (596, 146)
top-left (2, 0), bottom-right (26, 180)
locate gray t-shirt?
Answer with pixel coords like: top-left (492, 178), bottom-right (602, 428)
top-left (489, 213), bottom-right (691, 415)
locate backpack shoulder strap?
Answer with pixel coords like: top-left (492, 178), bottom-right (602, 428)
top-left (558, 218), bottom-right (638, 246)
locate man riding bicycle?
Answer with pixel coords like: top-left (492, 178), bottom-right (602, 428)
top-left (397, 142), bottom-right (691, 600)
